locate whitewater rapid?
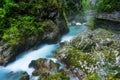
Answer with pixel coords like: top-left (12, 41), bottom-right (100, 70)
top-left (0, 23), bottom-right (87, 80)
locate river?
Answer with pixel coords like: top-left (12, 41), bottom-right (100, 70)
top-left (0, 23), bottom-right (87, 80)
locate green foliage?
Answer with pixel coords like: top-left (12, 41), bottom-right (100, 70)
top-left (86, 18), bottom-right (95, 29)
top-left (2, 16), bottom-right (41, 45)
top-left (81, 0), bottom-right (94, 10)
top-left (86, 73), bottom-right (101, 80)
top-left (63, 0), bottom-right (81, 15)
top-left (39, 72), bottom-right (69, 80)
top-left (106, 72), bottom-right (120, 80)
top-left (66, 47), bottom-right (83, 67)
top-left (28, 0), bottom-right (59, 17)
top-left (3, 26), bottom-right (20, 45)
top-left (3, 0), bottom-right (18, 17)
top-left (2, 14), bottom-right (57, 46)
top-left (65, 46), bottom-right (100, 71)
top-left (39, 20), bottom-right (56, 32)
top-left (0, 0), bottom-right (65, 46)
top-left (97, 0), bottom-right (120, 12)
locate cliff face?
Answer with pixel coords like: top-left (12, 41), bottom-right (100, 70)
top-left (0, 0), bottom-right (69, 66)
top-left (96, 11), bottom-right (120, 22)
top-left (95, 11), bottom-right (120, 31)
top-left (92, 0), bottom-right (120, 30)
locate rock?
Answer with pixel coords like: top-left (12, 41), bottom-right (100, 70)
top-left (54, 28), bottom-right (120, 79)
top-left (29, 58), bottom-right (60, 76)
top-left (2, 71), bottom-right (29, 80)
top-left (96, 11), bottom-right (120, 22)
top-left (95, 18), bottom-right (120, 31)
top-left (54, 12), bottom-right (69, 35)
top-left (41, 21), bottom-right (61, 44)
top-left (0, 0), bottom-right (70, 66)
top-left (95, 11), bottom-right (120, 31)
top-left (20, 72), bottom-right (29, 80)
top-left (59, 68), bottom-right (86, 80)
top-left (0, 5), bottom-right (69, 66)
top-left (0, 43), bottom-right (13, 66)
top-left (39, 71), bottom-right (70, 80)
top-left (0, 57), bottom-right (5, 65)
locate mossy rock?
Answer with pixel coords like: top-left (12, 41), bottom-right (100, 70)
top-left (86, 73), bottom-right (101, 80)
top-left (39, 20), bottom-right (56, 32)
top-left (64, 46), bottom-right (100, 73)
top-left (29, 58), bottom-right (60, 76)
top-left (20, 72), bottom-right (29, 80)
top-left (39, 72), bottom-right (69, 80)
top-left (55, 28), bottom-right (120, 79)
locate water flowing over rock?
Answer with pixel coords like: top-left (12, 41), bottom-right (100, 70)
top-left (1, 71), bottom-right (29, 80)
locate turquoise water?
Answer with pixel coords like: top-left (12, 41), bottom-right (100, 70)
top-left (0, 24), bottom-right (87, 80)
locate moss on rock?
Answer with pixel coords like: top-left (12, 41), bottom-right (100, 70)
top-left (55, 28), bottom-right (120, 79)
top-left (39, 72), bottom-right (69, 80)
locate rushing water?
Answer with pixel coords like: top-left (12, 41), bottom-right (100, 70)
top-left (0, 23), bottom-right (87, 80)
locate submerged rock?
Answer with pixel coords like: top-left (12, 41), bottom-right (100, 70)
top-left (2, 71), bottom-right (29, 80)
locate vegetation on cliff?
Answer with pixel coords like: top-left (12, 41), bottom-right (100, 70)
top-left (97, 0), bottom-right (120, 12)
top-left (0, 0), bottom-right (71, 66)
top-left (2, 0), bottom-right (119, 46)
top-left (0, 0), bottom-right (68, 46)
top-left (0, 0), bottom-right (120, 79)
top-left (81, 0), bottom-right (120, 12)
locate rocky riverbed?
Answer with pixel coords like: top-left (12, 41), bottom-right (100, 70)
top-left (55, 28), bottom-right (120, 79)
top-left (30, 28), bottom-right (120, 80)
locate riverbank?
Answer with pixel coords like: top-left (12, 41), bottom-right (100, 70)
top-left (0, 0), bottom-right (69, 66)
top-left (37, 28), bottom-right (120, 80)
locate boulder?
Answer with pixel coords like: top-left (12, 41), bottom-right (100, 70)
top-left (29, 58), bottom-right (60, 76)
top-left (2, 71), bottom-right (29, 80)
top-left (0, 0), bottom-right (69, 66)
top-left (54, 28), bottom-right (120, 79)
top-left (20, 72), bottom-right (29, 80)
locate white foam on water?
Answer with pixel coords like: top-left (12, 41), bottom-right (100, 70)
top-left (61, 36), bottom-right (73, 42)
top-left (6, 44), bottom-right (58, 75)
top-left (76, 22), bottom-right (82, 26)
top-left (0, 24), bottom-right (87, 80)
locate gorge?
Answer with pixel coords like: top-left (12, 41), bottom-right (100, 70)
top-left (0, 0), bottom-right (120, 80)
